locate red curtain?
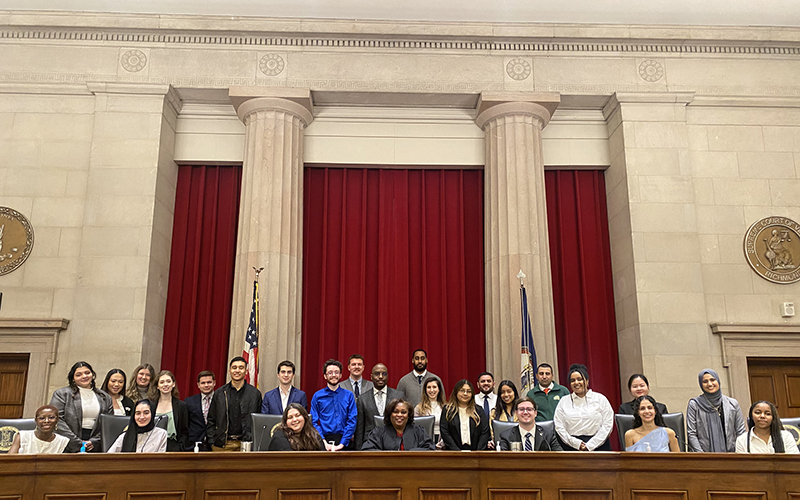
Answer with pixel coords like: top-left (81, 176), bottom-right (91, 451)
top-left (162, 165), bottom-right (242, 397)
top-left (545, 169), bottom-right (621, 410)
top-left (301, 167), bottom-right (485, 396)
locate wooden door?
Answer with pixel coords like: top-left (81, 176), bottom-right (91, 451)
top-left (747, 357), bottom-right (800, 418)
top-left (0, 353), bottom-right (30, 418)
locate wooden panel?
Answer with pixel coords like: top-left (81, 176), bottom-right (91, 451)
top-left (559, 490), bottom-right (613, 500)
top-left (349, 489), bottom-right (400, 500)
top-left (707, 493), bottom-right (766, 500)
top-left (128, 493), bottom-right (186, 500)
top-left (748, 357), bottom-right (800, 417)
top-left (488, 489), bottom-right (541, 500)
top-left (45, 496), bottom-right (107, 500)
top-left (420, 489), bottom-right (471, 500)
top-left (631, 491), bottom-right (688, 500)
top-left (750, 375), bottom-right (777, 403)
top-left (786, 375), bottom-right (800, 408)
top-left (278, 490), bottom-right (330, 500)
top-left (205, 491), bottom-right (259, 500)
top-left (0, 496), bottom-right (23, 500)
top-left (0, 354), bottom-right (29, 419)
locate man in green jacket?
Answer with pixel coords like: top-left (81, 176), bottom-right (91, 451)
top-left (526, 363), bottom-right (570, 422)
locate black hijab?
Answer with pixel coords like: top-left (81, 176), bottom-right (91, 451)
top-left (121, 399), bottom-right (156, 453)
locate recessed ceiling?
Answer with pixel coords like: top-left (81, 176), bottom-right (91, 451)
top-left (4, 0), bottom-right (800, 28)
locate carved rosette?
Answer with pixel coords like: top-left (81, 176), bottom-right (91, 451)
top-left (259, 53), bottom-right (286, 76)
top-left (120, 49), bottom-right (148, 72)
top-left (506, 58), bottom-right (532, 80)
top-left (638, 60), bottom-right (664, 82)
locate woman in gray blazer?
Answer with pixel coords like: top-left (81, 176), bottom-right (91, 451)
top-left (50, 361), bottom-right (113, 453)
top-left (686, 368), bottom-right (746, 452)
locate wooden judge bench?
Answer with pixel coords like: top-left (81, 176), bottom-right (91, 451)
top-left (1, 452), bottom-right (798, 500)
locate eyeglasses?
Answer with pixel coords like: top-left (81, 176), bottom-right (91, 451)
top-left (458, 389), bottom-right (473, 394)
top-left (517, 407), bottom-right (535, 413)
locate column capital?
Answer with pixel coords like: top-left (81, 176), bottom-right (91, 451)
top-left (475, 92), bottom-right (560, 129)
top-left (229, 87), bottom-right (314, 126)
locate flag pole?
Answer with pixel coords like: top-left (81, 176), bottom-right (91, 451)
top-left (244, 266), bottom-right (264, 390)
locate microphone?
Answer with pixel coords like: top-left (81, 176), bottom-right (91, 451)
top-left (538, 426), bottom-right (551, 451)
top-left (257, 424), bottom-right (268, 451)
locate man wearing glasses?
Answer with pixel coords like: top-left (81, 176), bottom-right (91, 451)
top-left (310, 359), bottom-right (357, 451)
top-left (498, 397), bottom-right (562, 451)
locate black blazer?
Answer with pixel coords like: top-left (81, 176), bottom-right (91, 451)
top-left (361, 423), bottom-right (434, 451)
top-left (157, 396), bottom-right (189, 452)
top-left (498, 424), bottom-right (562, 451)
top-left (185, 393), bottom-right (209, 450)
top-left (440, 406), bottom-right (490, 450)
top-left (268, 428), bottom-right (325, 451)
top-left (618, 400), bottom-right (668, 415)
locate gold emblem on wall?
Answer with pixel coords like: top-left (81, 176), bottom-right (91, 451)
top-left (0, 425), bottom-right (17, 452)
top-left (0, 206), bottom-right (34, 276)
top-left (744, 216), bottom-right (800, 284)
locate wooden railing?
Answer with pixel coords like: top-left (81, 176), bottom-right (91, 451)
top-left (1, 451), bottom-right (799, 500)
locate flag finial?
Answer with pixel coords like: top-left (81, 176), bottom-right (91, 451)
top-left (517, 269), bottom-right (526, 286)
top-left (253, 266), bottom-right (264, 280)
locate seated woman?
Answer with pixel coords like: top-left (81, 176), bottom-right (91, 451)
top-left (440, 379), bottom-right (490, 450)
top-left (687, 368), bottom-right (746, 452)
top-left (624, 395), bottom-right (680, 452)
top-left (269, 403), bottom-right (325, 451)
top-left (148, 370), bottom-right (189, 452)
top-left (618, 374), bottom-right (668, 415)
top-left (489, 380), bottom-right (520, 443)
top-left (735, 400), bottom-right (799, 454)
top-left (8, 405), bottom-right (69, 454)
top-left (50, 361), bottom-right (113, 452)
top-left (107, 399), bottom-right (168, 453)
top-left (362, 399), bottom-right (434, 451)
top-left (101, 368), bottom-right (134, 416)
top-left (553, 363), bottom-right (614, 451)
top-left (414, 377), bottom-right (446, 449)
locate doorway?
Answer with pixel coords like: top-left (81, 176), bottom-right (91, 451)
top-left (0, 353), bottom-right (30, 418)
top-left (747, 357), bottom-right (800, 418)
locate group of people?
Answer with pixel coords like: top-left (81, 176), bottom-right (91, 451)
top-left (7, 350), bottom-right (799, 455)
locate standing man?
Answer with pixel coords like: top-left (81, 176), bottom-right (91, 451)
top-left (207, 357), bottom-right (262, 451)
top-left (475, 372), bottom-right (497, 418)
top-left (310, 359), bottom-right (357, 451)
top-left (498, 397), bottom-right (562, 451)
top-left (340, 354), bottom-right (374, 399)
top-left (355, 363), bottom-right (404, 449)
top-left (185, 370), bottom-right (216, 451)
top-left (261, 360), bottom-right (308, 415)
top-left (526, 363), bottom-right (569, 422)
top-left (397, 349), bottom-right (442, 407)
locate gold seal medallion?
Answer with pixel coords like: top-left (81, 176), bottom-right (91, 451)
top-left (0, 425), bottom-right (19, 452)
top-left (743, 216), bottom-right (800, 284)
top-left (0, 207), bottom-right (34, 276)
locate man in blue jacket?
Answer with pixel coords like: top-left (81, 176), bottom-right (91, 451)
top-left (261, 360), bottom-right (308, 415)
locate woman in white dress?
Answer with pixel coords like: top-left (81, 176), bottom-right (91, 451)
top-left (107, 399), bottom-right (168, 453)
top-left (8, 405), bottom-right (69, 454)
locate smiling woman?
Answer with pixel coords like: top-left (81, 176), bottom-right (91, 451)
top-left (686, 368), bottom-right (746, 453)
top-left (362, 399), bottom-right (434, 451)
top-left (7, 405), bottom-right (69, 454)
top-left (553, 363), bottom-right (614, 452)
top-left (49, 361), bottom-right (113, 453)
top-left (624, 395), bottom-right (680, 452)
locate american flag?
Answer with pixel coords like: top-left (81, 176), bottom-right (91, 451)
top-left (243, 279), bottom-right (259, 389)
top-left (520, 283), bottom-right (537, 395)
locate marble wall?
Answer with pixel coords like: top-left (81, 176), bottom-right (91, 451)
top-left (0, 11), bottom-right (799, 411)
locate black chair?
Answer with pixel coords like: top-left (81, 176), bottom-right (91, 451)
top-left (492, 419), bottom-right (519, 443)
top-left (0, 418), bottom-right (35, 454)
top-left (615, 414), bottom-right (636, 449)
top-left (100, 414), bottom-right (130, 452)
top-left (538, 420), bottom-right (555, 439)
top-left (663, 412), bottom-right (686, 452)
top-left (781, 417), bottom-right (800, 447)
top-left (252, 413), bottom-right (282, 451)
top-left (373, 414), bottom-right (435, 440)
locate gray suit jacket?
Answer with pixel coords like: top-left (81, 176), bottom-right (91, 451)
top-left (355, 387), bottom-right (404, 449)
top-left (50, 386), bottom-right (113, 453)
top-left (396, 371), bottom-right (441, 408)
top-left (340, 378), bottom-right (374, 398)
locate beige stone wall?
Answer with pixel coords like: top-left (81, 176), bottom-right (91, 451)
top-left (1, 11), bottom-right (799, 411)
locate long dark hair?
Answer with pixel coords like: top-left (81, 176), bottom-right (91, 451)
top-left (280, 403), bottom-right (322, 451)
top-left (417, 377), bottom-right (446, 415)
top-left (747, 400), bottom-right (786, 453)
top-left (67, 361), bottom-right (97, 391)
top-left (493, 380), bottom-right (519, 420)
top-left (632, 395), bottom-right (666, 428)
top-left (101, 368), bottom-right (127, 396)
top-left (445, 379), bottom-right (481, 424)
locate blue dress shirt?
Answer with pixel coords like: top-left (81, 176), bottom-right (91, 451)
top-left (310, 386), bottom-right (357, 446)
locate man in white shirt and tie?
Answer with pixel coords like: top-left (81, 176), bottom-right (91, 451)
top-left (475, 372), bottom-right (497, 418)
top-left (340, 354), bottom-right (373, 399)
top-left (186, 370), bottom-right (216, 451)
top-left (354, 363), bottom-right (404, 449)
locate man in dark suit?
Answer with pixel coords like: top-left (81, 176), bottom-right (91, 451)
top-left (261, 361), bottom-right (308, 415)
top-left (498, 396), bottom-right (562, 451)
top-left (339, 354), bottom-right (373, 398)
top-left (185, 370), bottom-right (216, 450)
top-left (355, 363), bottom-right (404, 449)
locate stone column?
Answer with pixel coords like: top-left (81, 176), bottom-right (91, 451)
top-left (475, 92), bottom-right (561, 382)
top-left (229, 88), bottom-right (313, 389)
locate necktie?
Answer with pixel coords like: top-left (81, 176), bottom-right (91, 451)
top-left (377, 391), bottom-right (385, 415)
top-left (525, 432), bottom-right (533, 451)
top-left (398, 431), bottom-right (404, 450)
top-left (483, 395), bottom-right (490, 417)
top-left (417, 375), bottom-right (423, 384)
top-left (354, 381), bottom-right (360, 398)
top-left (202, 395), bottom-right (211, 422)
top-left (544, 388), bottom-right (550, 395)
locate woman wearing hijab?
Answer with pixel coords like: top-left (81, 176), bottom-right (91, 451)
top-left (107, 399), bottom-right (168, 453)
top-left (686, 368), bottom-right (746, 452)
